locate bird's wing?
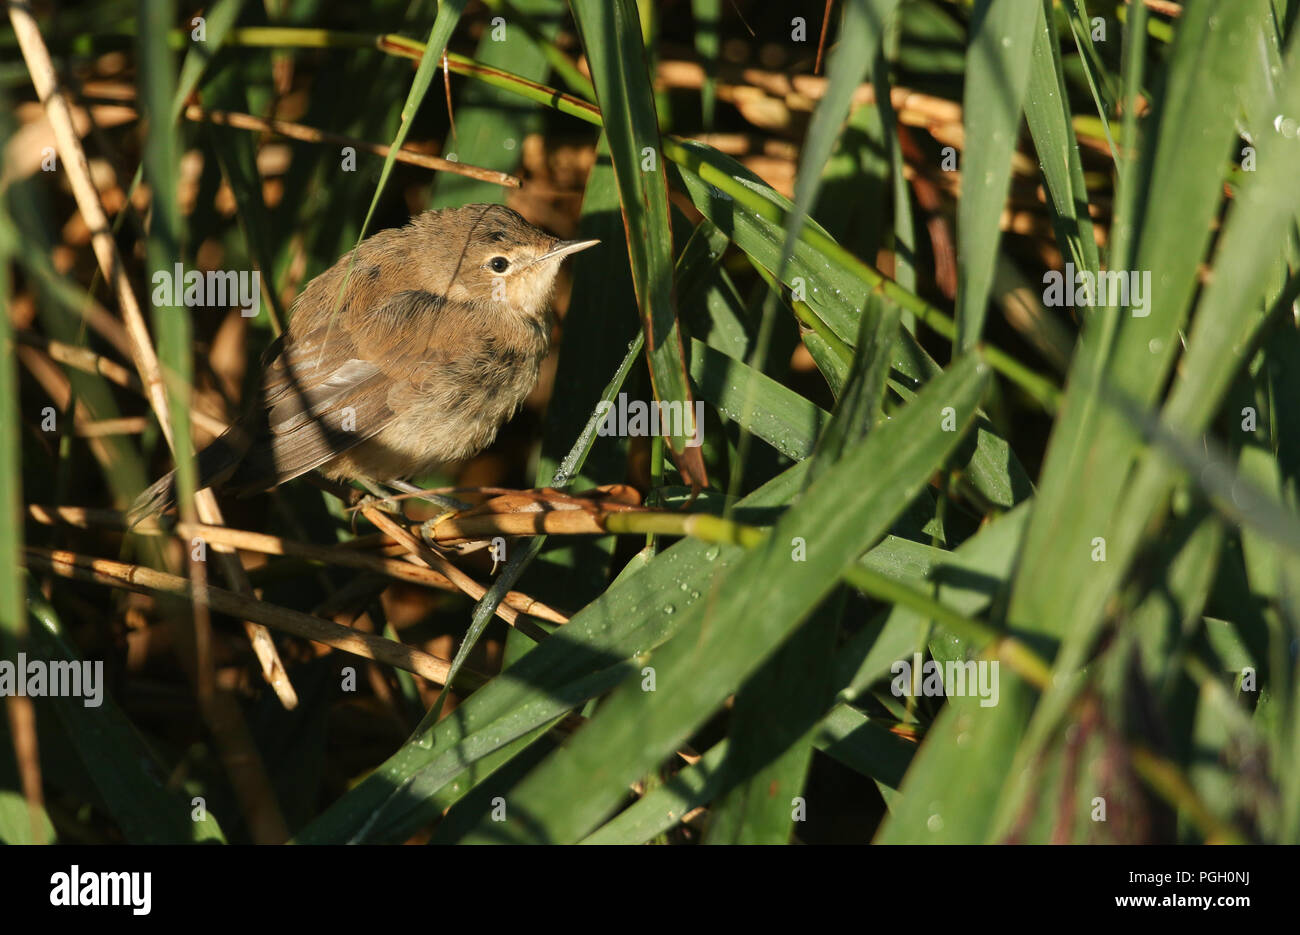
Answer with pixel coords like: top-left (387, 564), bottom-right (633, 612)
top-left (229, 289), bottom-right (450, 492)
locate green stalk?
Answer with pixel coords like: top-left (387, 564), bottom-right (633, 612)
top-left (480, 0), bottom-right (596, 99)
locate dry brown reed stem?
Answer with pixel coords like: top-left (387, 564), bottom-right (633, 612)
top-left (422, 484), bottom-right (646, 543)
top-left (8, 5), bottom-right (295, 711)
top-left (26, 504), bottom-right (569, 625)
top-left (15, 331), bottom-right (230, 437)
top-left (358, 506), bottom-right (553, 642)
top-left (182, 105), bottom-right (520, 187)
top-left (23, 547), bottom-right (460, 687)
top-left (9, 1), bottom-right (291, 841)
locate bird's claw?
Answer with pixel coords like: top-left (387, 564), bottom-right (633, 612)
top-left (418, 509), bottom-right (462, 553)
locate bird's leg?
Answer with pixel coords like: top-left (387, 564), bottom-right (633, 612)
top-left (351, 478), bottom-right (408, 516)
top-left (385, 479), bottom-right (474, 514)
top-left (350, 478), bottom-right (476, 551)
top-left (380, 480), bottom-right (480, 553)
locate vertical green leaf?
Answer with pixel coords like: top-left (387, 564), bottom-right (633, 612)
top-left (0, 138), bottom-right (39, 843)
top-left (956, 0), bottom-right (1041, 350)
top-left (1025, 0), bottom-right (1100, 276)
top-left (353, 1), bottom-right (468, 249)
top-left (138, 0), bottom-right (195, 509)
top-left (704, 596), bottom-right (842, 844)
top-left (569, 0), bottom-right (707, 488)
top-left (691, 0), bottom-right (721, 129)
top-left (531, 134), bottom-right (640, 612)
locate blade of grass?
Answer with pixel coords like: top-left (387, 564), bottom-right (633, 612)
top-left (690, 0), bottom-right (721, 129)
top-left (875, 27), bottom-right (918, 300)
top-left (299, 459), bottom-right (808, 842)
top-left (581, 739), bottom-right (728, 843)
top-left (706, 240), bottom-right (901, 843)
top-left (809, 291), bottom-right (900, 478)
top-left (704, 594), bottom-right (843, 844)
top-left (665, 137), bottom-right (1062, 411)
top-left (998, 0), bottom-right (1285, 842)
top-left (530, 134), bottom-right (641, 619)
top-left (727, 0), bottom-right (879, 506)
top-left (170, 0), bottom-right (247, 120)
top-left (1007, 0), bottom-right (1272, 648)
top-left (1025, 0), bottom-right (1100, 276)
top-left (0, 145), bottom-right (41, 844)
top-left (22, 586), bottom-right (226, 843)
top-left (688, 338), bottom-right (828, 461)
top-left (582, 698), bottom-right (918, 844)
top-left (837, 503), bottom-right (1034, 701)
top-left (430, 0), bottom-right (563, 208)
top-left (955, 0), bottom-right (1041, 351)
top-left (1060, 0), bottom-right (1119, 164)
top-left (569, 0), bottom-right (707, 490)
top-left (480, 0), bottom-right (595, 99)
top-left (139, 0), bottom-right (195, 518)
top-left (347, 2), bottom-right (468, 267)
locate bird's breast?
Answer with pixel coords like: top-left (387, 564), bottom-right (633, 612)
top-left (361, 327), bottom-right (548, 475)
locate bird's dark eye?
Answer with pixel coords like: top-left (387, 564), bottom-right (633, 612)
top-left (489, 256), bottom-right (510, 273)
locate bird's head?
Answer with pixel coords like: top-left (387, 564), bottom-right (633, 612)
top-left (424, 204), bottom-right (599, 320)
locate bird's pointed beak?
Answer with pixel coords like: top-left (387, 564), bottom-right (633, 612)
top-left (541, 238), bottom-right (600, 262)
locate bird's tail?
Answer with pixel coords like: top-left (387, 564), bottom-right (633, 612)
top-left (126, 432), bottom-right (247, 527)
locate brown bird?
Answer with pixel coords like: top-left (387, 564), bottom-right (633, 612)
top-left (129, 204), bottom-right (598, 523)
